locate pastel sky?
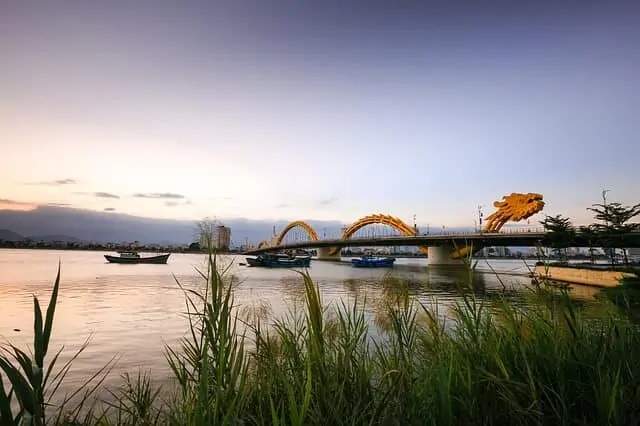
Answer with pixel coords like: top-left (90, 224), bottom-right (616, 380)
top-left (2, 1), bottom-right (639, 228)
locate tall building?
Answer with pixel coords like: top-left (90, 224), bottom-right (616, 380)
top-left (200, 225), bottom-right (232, 251)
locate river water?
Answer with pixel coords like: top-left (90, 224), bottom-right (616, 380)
top-left (0, 249), bottom-right (600, 400)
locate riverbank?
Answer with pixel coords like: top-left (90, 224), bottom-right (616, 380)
top-left (534, 264), bottom-right (639, 287)
top-left (2, 255), bottom-right (640, 425)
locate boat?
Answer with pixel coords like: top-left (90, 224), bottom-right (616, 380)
top-left (104, 251), bottom-right (171, 264)
top-left (351, 255), bottom-right (396, 268)
top-left (246, 253), bottom-right (311, 268)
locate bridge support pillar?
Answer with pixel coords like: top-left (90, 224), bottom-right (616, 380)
top-left (316, 247), bottom-right (341, 261)
top-left (428, 245), bottom-right (465, 266)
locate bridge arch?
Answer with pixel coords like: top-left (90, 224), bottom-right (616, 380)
top-left (328, 214), bottom-right (428, 255)
top-left (257, 240), bottom-right (271, 249)
top-left (276, 221), bottom-right (320, 246)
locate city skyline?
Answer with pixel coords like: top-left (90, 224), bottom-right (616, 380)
top-left (2, 1), bottom-right (639, 226)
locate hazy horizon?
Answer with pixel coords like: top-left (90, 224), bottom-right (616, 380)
top-left (0, 203), bottom-right (545, 246)
top-left (2, 1), bottom-right (639, 227)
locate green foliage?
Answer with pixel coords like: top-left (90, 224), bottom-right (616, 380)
top-left (588, 202), bottom-right (640, 266)
top-left (578, 225), bottom-right (599, 264)
top-left (164, 252), bottom-right (249, 425)
top-left (600, 276), bottom-right (640, 323)
top-left (540, 214), bottom-right (576, 261)
top-left (4, 256), bottom-right (640, 425)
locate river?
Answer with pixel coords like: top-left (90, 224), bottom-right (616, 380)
top-left (0, 249), bottom-right (600, 399)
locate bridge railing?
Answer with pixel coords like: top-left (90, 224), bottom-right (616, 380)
top-left (320, 227), bottom-right (547, 239)
top-left (412, 227), bottom-right (546, 236)
top-left (275, 227), bottom-right (548, 244)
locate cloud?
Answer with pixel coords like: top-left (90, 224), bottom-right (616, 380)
top-left (0, 198), bottom-right (37, 211)
top-left (25, 178), bottom-right (77, 186)
top-left (163, 199), bottom-right (191, 207)
top-left (134, 192), bottom-right (185, 200)
top-left (47, 202), bottom-right (72, 207)
top-left (318, 197), bottom-right (338, 206)
top-left (0, 198), bottom-right (33, 206)
top-left (275, 203), bottom-right (290, 208)
top-left (94, 192), bottom-right (120, 199)
top-left (104, 207), bottom-right (116, 212)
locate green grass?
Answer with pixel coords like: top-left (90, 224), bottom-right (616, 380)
top-left (2, 254), bottom-right (640, 425)
top-left (599, 276), bottom-right (640, 323)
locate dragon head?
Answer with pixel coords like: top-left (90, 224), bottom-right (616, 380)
top-left (484, 192), bottom-right (545, 232)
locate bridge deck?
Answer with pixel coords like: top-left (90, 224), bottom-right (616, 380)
top-left (245, 231), bottom-right (640, 254)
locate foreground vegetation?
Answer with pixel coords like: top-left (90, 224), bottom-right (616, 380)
top-left (2, 255), bottom-right (640, 425)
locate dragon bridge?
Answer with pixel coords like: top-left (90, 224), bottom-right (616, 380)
top-left (259, 192), bottom-right (545, 261)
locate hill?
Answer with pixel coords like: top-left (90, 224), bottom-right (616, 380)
top-left (26, 234), bottom-right (80, 242)
top-left (0, 206), bottom-right (346, 245)
top-left (0, 229), bottom-right (24, 241)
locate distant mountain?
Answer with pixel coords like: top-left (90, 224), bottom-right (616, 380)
top-left (0, 206), bottom-right (346, 246)
top-left (26, 234), bottom-right (80, 243)
top-left (0, 228), bottom-right (24, 241)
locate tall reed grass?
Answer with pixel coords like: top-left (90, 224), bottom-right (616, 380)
top-left (2, 253), bottom-right (640, 425)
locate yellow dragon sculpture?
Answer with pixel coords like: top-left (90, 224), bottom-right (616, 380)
top-left (452, 192), bottom-right (545, 258)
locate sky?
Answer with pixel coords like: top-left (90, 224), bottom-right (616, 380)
top-left (2, 0), bottom-right (639, 229)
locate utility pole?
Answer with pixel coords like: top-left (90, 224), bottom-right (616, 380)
top-left (602, 189), bottom-right (610, 208)
top-left (413, 214), bottom-right (417, 236)
top-left (602, 189), bottom-right (610, 226)
top-left (602, 188), bottom-right (612, 260)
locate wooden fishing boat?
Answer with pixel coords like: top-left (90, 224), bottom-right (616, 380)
top-left (246, 253), bottom-right (311, 268)
top-left (104, 251), bottom-right (170, 264)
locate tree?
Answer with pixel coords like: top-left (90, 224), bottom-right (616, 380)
top-left (195, 217), bottom-right (219, 252)
top-left (578, 225), bottom-right (598, 265)
top-left (540, 214), bottom-right (575, 262)
top-left (587, 202), bottom-right (640, 267)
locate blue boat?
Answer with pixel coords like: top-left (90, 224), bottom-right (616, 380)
top-left (351, 255), bottom-right (396, 268)
top-left (246, 253), bottom-right (311, 268)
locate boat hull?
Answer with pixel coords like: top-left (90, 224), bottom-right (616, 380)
top-left (104, 254), bottom-right (171, 264)
top-left (246, 255), bottom-right (311, 268)
top-left (351, 257), bottom-right (396, 268)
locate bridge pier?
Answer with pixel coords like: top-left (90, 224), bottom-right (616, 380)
top-left (428, 245), bottom-right (465, 266)
top-left (316, 247), bottom-right (341, 261)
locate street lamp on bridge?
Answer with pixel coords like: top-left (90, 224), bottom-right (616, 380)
top-left (413, 214), bottom-right (418, 236)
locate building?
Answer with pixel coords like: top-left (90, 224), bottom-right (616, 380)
top-left (200, 225), bottom-right (232, 251)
